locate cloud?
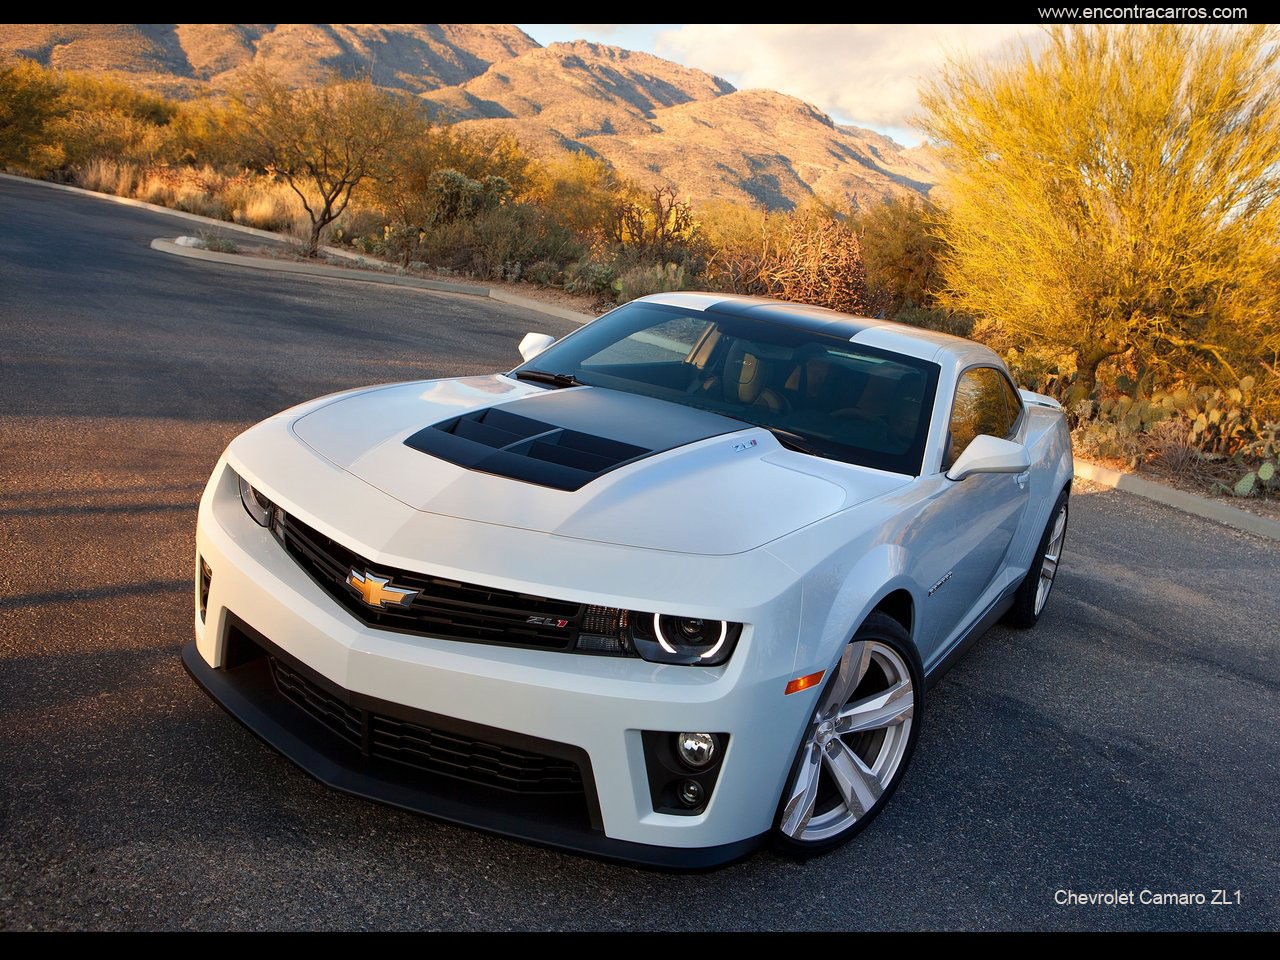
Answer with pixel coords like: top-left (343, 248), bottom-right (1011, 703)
top-left (656, 24), bottom-right (1039, 130)
top-left (567, 24), bottom-right (625, 36)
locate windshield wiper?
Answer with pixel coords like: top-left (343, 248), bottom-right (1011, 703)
top-left (763, 426), bottom-right (825, 457)
top-left (512, 369), bottom-right (585, 389)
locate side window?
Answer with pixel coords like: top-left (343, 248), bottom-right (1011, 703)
top-left (947, 367), bottom-right (1014, 466)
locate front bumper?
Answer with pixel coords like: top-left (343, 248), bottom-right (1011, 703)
top-left (181, 631), bottom-right (763, 868)
top-left (189, 453), bottom-right (815, 866)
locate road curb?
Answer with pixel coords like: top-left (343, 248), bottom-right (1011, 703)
top-left (1074, 459), bottom-right (1280, 541)
top-left (2, 172), bottom-right (595, 326)
top-left (153, 238), bottom-right (485, 293)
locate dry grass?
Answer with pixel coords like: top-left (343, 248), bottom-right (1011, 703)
top-left (70, 158), bottom-right (311, 236)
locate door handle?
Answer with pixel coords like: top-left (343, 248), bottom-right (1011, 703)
top-left (1015, 470), bottom-right (1030, 489)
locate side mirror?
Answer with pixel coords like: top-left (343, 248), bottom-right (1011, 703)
top-left (946, 434), bottom-right (1030, 482)
top-left (519, 332), bottom-right (556, 362)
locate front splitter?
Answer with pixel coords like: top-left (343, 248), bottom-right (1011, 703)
top-left (180, 639), bottom-right (766, 870)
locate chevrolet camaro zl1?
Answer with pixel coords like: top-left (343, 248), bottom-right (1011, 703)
top-left (183, 293), bottom-right (1072, 867)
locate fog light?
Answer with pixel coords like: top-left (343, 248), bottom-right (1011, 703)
top-left (677, 779), bottom-right (704, 807)
top-left (676, 732), bottom-right (717, 768)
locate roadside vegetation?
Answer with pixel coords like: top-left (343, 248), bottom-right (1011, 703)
top-left (1, 24), bottom-right (1276, 502)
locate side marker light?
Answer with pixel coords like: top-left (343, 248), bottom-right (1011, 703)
top-left (785, 670), bottom-right (825, 695)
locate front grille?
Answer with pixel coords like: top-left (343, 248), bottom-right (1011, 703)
top-left (267, 654), bottom-right (584, 796)
top-left (276, 512), bottom-right (596, 652)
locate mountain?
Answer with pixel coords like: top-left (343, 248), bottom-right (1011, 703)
top-left (421, 41), bottom-right (736, 139)
top-left (425, 40), bottom-right (941, 210)
top-left (0, 24), bottom-right (538, 97)
top-left (581, 88), bottom-right (945, 211)
top-left (0, 24), bottom-right (942, 209)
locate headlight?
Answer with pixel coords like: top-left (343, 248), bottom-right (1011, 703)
top-left (627, 613), bottom-right (740, 666)
top-left (577, 606), bottom-right (742, 665)
top-left (237, 473), bottom-right (275, 527)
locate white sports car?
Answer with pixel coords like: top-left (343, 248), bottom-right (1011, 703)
top-left (184, 293), bottom-right (1073, 867)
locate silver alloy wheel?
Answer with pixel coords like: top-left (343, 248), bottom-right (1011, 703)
top-left (1034, 503), bottom-right (1068, 615)
top-left (779, 640), bottom-right (914, 842)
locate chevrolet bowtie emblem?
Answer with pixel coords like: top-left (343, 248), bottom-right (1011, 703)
top-left (346, 569), bottom-right (418, 609)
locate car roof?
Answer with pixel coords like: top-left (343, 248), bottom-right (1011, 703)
top-left (635, 292), bottom-right (1000, 367)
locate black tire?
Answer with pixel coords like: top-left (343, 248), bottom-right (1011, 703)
top-left (1004, 488), bottom-right (1070, 629)
top-left (771, 611), bottom-right (924, 857)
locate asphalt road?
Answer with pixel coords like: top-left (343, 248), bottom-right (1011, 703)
top-left (1, 177), bottom-right (1277, 931)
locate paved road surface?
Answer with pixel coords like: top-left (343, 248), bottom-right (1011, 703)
top-left (1, 177), bottom-right (1276, 930)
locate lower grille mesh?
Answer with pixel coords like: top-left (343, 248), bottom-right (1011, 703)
top-left (267, 656), bottom-right (585, 796)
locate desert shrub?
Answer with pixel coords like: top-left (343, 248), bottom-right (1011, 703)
top-left (428, 170), bottom-right (512, 226)
top-left (526, 260), bottom-right (564, 286)
top-left (376, 223), bottom-right (424, 264)
top-left (1139, 419), bottom-right (1214, 486)
top-left (563, 259), bottom-right (618, 296)
top-left (706, 209), bottom-right (869, 314)
top-left (606, 185), bottom-right (700, 267)
top-left (525, 151), bottom-right (625, 243)
top-left (855, 196), bottom-right (948, 316)
top-left (329, 206), bottom-right (388, 248)
top-left (418, 204), bottom-right (581, 281)
top-left (0, 59), bottom-right (67, 173)
top-left (613, 262), bottom-right (687, 303)
top-left (196, 230), bottom-right (239, 254)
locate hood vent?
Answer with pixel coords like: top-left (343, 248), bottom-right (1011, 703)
top-left (405, 404), bottom-right (650, 492)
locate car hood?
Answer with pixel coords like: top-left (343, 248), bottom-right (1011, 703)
top-left (290, 376), bottom-right (910, 556)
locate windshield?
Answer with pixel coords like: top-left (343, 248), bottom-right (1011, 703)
top-left (512, 302), bottom-right (940, 475)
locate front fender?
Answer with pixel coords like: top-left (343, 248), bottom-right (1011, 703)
top-left (789, 541), bottom-right (923, 678)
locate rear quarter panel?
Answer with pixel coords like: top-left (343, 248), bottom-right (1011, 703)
top-left (1007, 403), bottom-right (1074, 574)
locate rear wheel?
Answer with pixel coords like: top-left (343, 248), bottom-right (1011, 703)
top-left (1005, 490), bottom-right (1069, 628)
top-left (773, 612), bottom-right (922, 856)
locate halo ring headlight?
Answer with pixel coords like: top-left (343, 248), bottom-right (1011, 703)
top-left (653, 614), bottom-right (728, 661)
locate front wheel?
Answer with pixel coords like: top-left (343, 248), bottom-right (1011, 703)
top-left (772, 612), bottom-right (922, 856)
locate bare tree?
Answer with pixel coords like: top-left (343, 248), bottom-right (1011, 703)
top-left (230, 70), bottom-right (423, 256)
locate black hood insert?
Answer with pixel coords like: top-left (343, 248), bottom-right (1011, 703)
top-left (403, 386), bottom-right (746, 491)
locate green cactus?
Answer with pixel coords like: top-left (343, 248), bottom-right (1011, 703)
top-left (1228, 455), bottom-right (1278, 498)
top-left (1233, 472), bottom-right (1258, 497)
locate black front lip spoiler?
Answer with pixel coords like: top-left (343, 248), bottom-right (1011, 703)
top-left (180, 641), bottom-right (765, 870)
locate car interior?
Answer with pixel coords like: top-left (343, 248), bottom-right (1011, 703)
top-left (579, 321), bottom-right (930, 458)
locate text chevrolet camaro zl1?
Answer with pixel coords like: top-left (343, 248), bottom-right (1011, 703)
top-left (184, 293), bottom-right (1072, 867)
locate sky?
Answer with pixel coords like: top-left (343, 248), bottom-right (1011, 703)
top-left (518, 24), bottom-right (1042, 146)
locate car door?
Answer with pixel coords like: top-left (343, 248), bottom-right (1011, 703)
top-left (919, 366), bottom-right (1030, 661)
